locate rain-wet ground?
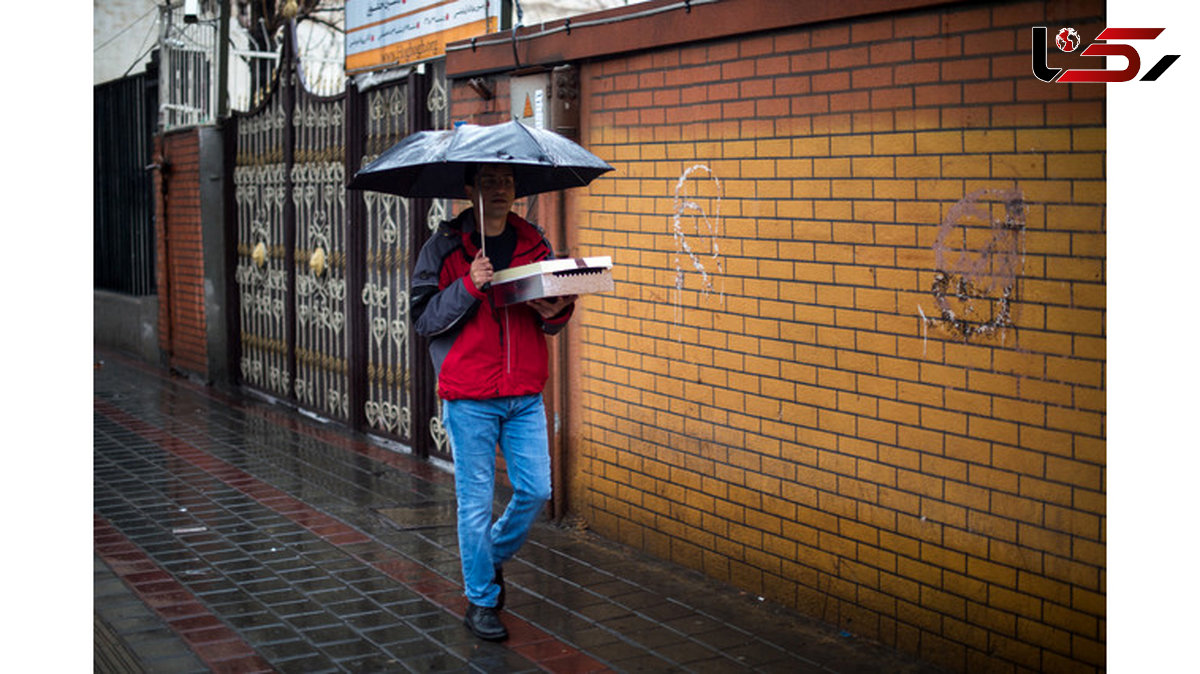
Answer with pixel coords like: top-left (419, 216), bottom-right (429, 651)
top-left (93, 348), bottom-right (948, 673)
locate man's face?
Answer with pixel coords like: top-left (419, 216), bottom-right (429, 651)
top-left (465, 165), bottom-right (516, 221)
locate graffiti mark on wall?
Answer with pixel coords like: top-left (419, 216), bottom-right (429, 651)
top-left (921, 188), bottom-right (1027, 341)
top-left (671, 165), bottom-right (724, 336)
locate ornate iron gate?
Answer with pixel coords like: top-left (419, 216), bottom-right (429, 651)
top-left (233, 75), bottom-right (291, 399)
top-left (418, 61), bottom-right (453, 460)
top-left (357, 81), bottom-right (411, 440)
top-left (230, 28), bottom-right (445, 459)
top-left (292, 86), bottom-right (350, 420)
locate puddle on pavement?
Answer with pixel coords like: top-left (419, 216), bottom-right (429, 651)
top-left (376, 502), bottom-right (457, 530)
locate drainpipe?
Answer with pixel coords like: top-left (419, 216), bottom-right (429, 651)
top-left (149, 42), bottom-right (171, 366)
top-left (550, 64), bottom-right (579, 520)
top-left (149, 14), bottom-right (173, 366)
top-left (216, 0), bottom-right (231, 120)
top-left (151, 138), bottom-right (172, 366)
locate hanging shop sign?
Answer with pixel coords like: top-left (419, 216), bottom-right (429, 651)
top-left (346, 0), bottom-right (502, 73)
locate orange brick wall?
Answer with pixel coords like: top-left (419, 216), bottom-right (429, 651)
top-left (563, 2), bottom-right (1104, 672)
top-left (155, 129), bottom-right (209, 377)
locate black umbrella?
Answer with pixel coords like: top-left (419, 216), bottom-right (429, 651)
top-left (347, 120), bottom-right (614, 200)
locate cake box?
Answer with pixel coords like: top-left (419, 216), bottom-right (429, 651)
top-left (490, 256), bottom-right (614, 306)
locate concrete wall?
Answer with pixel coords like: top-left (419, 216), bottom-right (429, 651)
top-left (94, 290), bottom-right (160, 363)
top-left (93, 0), bottom-right (159, 84)
top-left (200, 126), bottom-right (234, 389)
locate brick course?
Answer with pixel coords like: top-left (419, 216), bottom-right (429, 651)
top-left (155, 129), bottom-right (208, 377)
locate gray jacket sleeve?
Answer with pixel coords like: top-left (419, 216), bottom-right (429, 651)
top-left (410, 232), bottom-right (480, 338)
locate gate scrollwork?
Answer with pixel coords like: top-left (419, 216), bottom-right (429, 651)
top-left (234, 93), bottom-right (290, 397)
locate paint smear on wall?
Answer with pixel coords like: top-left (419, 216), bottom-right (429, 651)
top-left (921, 188), bottom-right (1027, 341)
top-left (671, 165), bottom-right (724, 337)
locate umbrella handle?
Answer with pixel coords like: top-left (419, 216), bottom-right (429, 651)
top-left (471, 179), bottom-right (492, 294)
top-left (476, 185), bottom-right (486, 260)
top-left (476, 187), bottom-right (492, 293)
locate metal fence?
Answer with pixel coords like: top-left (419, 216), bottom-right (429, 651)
top-left (158, 3), bottom-right (346, 129)
top-left (158, 3), bottom-right (218, 129)
top-left (94, 72), bottom-right (158, 296)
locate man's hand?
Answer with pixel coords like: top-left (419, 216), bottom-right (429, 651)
top-left (527, 295), bottom-right (577, 320)
top-left (469, 250), bottom-right (493, 291)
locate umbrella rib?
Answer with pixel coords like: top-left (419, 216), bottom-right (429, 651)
top-left (477, 187), bottom-right (486, 259)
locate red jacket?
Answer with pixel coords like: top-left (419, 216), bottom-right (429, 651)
top-left (410, 210), bottom-right (572, 400)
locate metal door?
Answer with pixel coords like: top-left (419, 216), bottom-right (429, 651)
top-left (230, 36), bottom-right (352, 425)
top-left (350, 61), bottom-right (450, 460)
top-left (357, 80), bottom-right (412, 440)
top-left (233, 78), bottom-right (291, 399)
top-left (292, 86), bottom-right (350, 420)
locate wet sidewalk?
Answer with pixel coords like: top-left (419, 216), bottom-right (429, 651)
top-left (93, 348), bottom-right (945, 674)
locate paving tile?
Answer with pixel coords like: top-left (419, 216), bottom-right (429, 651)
top-left (169, 614), bottom-right (228, 637)
top-left (251, 638), bottom-right (319, 662)
top-left (258, 650), bottom-right (337, 672)
top-left (380, 596), bottom-right (442, 616)
top-left (652, 639), bottom-right (727, 665)
top-left (187, 637), bottom-right (259, 664)
top-left (244, 588), bottom-right (297, 607)
top-left (574, 600), bottom-right (635, 622)
top-left (752, 658), bottom-right (830, 674)
top-left (406, 610), bottom-right (466, 633)
top-left (721, 641), bottom-right (796, 668)
top-left (326, 597), bottom-right (385, 618)
top-left (339, 652), bottom-right (408, 671)
top-left (360, 622), bottom-right (423, 646)
top-left (140, 653), bottom-right (212, 674)
top-left (582, 639), bottom-right (654, 665)
top-left (101, 612), bottom-right (174, 636)
top-left (606, 651), bottom-right (686, 672)
top-left (223, 612), bottom-right (283, 630)
top-left (638, 598), bottom-right (696, 622)
top-left (322, 637), bottom-right (387, 661)
top-left (686, 656), bottom-right (760, 673)
top-left (348, 574), bottom-right (405, 594)
top-left (544, 587), bottom-right (610, 612)
top-left (395, 654), bottom-right (465, 672)
top-left (685, 624), bottom-right (758, 650)
top-left (281, 611), bottom-right (344, 631)
top-left (239, 623), bottom-right (303, 646)
top-left (555, 623), bottom-right (623, 650)
top-left (287, 575), bottom-right (348, 594)
top-left (302, 624), bottom-right (363, 647)
top-left (194, 586), bottom-right (254, 605)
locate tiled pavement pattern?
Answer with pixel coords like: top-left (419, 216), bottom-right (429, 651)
top-left (93, 349), bottom-right (947, 673)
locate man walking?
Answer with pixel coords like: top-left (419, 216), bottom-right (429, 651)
top-left (410, 163), bottom-right (576, 641)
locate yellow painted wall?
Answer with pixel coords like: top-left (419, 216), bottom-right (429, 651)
top-left (567, 1), bottom-right (1106, 671)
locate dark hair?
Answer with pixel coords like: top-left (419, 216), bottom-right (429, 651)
top-left (463, 163), bottom-right (514, 186)
top-left (463, 163), bottom-right (481, 186)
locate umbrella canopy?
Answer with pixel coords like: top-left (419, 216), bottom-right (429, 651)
top-left (347, 120), bottom-right (614, 199)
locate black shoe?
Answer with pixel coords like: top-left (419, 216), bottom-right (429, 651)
top-left (494, 566), bottom-right (505, 611)
top-left (464, 603), bottom-right (508, 641)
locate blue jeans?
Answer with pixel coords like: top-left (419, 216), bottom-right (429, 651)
top-left (443, 394), bottom-right (552, 607)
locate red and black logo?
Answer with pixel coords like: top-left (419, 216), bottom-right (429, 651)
top-left (1032, 26), bottom-right (1180, 83)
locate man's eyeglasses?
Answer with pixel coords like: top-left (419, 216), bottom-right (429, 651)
top-left (478, 175), bottom-right (515, 190)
